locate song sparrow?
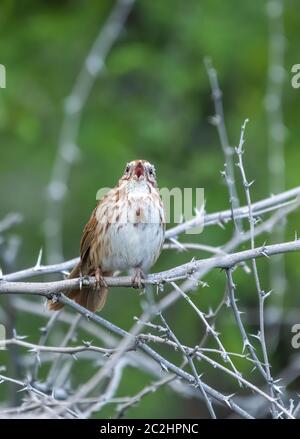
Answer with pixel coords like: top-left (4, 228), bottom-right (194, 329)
top-left (49, 159), bottom-right (165, 312)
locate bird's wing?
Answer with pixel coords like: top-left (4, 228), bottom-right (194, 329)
top-left (80, 206), bottom-right (99, 271)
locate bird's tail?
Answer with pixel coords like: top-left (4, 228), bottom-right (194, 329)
top-left (48, 263), bottom-right (108, 313)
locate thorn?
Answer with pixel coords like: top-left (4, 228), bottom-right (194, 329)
top-left (160, 362), bottom-right (168, 373)
top-left (274, 378), bottom-right (283, 384)
top-left (16, 334), bottom-right (28, 340)
top-left (253, 217), bottom-right (260, 226)
top-left (18, 386), bottom-right (28, 393)
top-left (169, 237), bottom-right (187, 252)
top-left (217, 221), bottom-right (226, 230)
top-left (274, 385), bottom-right (285, 396)
top-left (34, 248), bottom-right (43, 270)
top-left (224, 393), bottom-right (235, 408)
top-left (261, 251), bottom-right (270, 258)
top-left (262, 290), bottom-right (273, 300)
top-left (242, 339), bottom-right (253, 354)
top-left (194, 204), bottom-right (204, 217)
top-left (82, 340), bottom-right (93, 347)
top-left (205, 307), bottom-right (214, 318)
top-left (246, 180), bottom-right (255, 188)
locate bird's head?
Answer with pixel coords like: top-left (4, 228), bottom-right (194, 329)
top-left (122, 160), bottom-right (157, 187)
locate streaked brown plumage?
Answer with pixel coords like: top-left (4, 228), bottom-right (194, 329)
top-left (49, 160), bottom-right (165, 313)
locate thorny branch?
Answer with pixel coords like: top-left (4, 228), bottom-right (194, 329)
top-left (1, 202), bottom-right (300, 418)
top-left (1, 240), bottom-right (300, 297)
top-left (235, 119), bottom-right (278, 417)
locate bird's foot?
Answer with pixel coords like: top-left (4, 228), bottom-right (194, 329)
top-left (132, 268), bottom-right (145, 289)
top-left (94, 267), bottom-right (107, 290)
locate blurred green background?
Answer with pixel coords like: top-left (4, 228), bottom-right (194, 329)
top-left (1, 0), bottom-right (300, 418)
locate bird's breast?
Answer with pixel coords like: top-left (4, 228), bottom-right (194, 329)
top-left (96, 191), bottom-right (165, 273)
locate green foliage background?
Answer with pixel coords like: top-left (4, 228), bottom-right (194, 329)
top-left (0, 0), bottom-right (300, 418)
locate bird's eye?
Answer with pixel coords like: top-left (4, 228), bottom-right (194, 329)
top-left (125, 164), bottom-right (130, 173)
top-left (149, 167), bottom-right (153, 175)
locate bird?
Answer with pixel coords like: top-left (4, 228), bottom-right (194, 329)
top-left (49, 159), bottom-right (166, 313)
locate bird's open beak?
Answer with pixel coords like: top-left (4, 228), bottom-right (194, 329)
top-left (134, 162), bottom-right (144, 179)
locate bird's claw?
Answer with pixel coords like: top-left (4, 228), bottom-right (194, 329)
top-left (94, 267), bottom-right (107, 290)
top-left (132, 268), bottom-right (145, 289)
